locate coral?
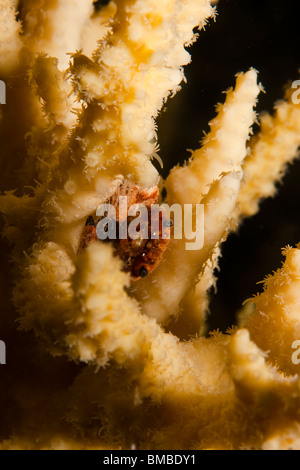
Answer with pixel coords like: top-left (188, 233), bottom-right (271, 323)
top-left (239, 245), bottom-right (300, 376)
top-left (234, 87), bottom-right (300, 222)
top-left (1, 0), bottom-right (300, 450)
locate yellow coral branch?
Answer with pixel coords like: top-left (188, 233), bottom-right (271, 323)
top-left (239, 245), bottom-right (300, 376)
top-left (19, 0), bottom-right (94, 70)
top-left (165, 69), bottom-right (260, 204)
top-left (235, 88), bottom-right (300, 221)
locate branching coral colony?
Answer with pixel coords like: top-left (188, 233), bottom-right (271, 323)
top-left (1, 0), bottom-right (300, 450)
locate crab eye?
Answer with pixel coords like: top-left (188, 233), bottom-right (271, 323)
top-left (139, 267), bottom-right (148, 278)
top-left (85, 215), bottom-right (95, 226)
top-left (163, 219), bottom-right (173, 228)
top-left (93, 0), bottom-right (110, 11)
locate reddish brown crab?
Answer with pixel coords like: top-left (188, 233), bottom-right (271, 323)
top-left (79, 181), bottom-right (172, 281)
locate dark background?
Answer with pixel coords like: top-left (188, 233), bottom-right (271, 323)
top-left (156, 0), bottom-right (300, 331)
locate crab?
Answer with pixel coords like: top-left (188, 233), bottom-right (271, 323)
top-left (79, 180), bottom-right (173, 281)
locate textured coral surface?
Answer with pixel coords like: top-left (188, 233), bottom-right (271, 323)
top-left (1, 0), bottom-right (300, 450)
